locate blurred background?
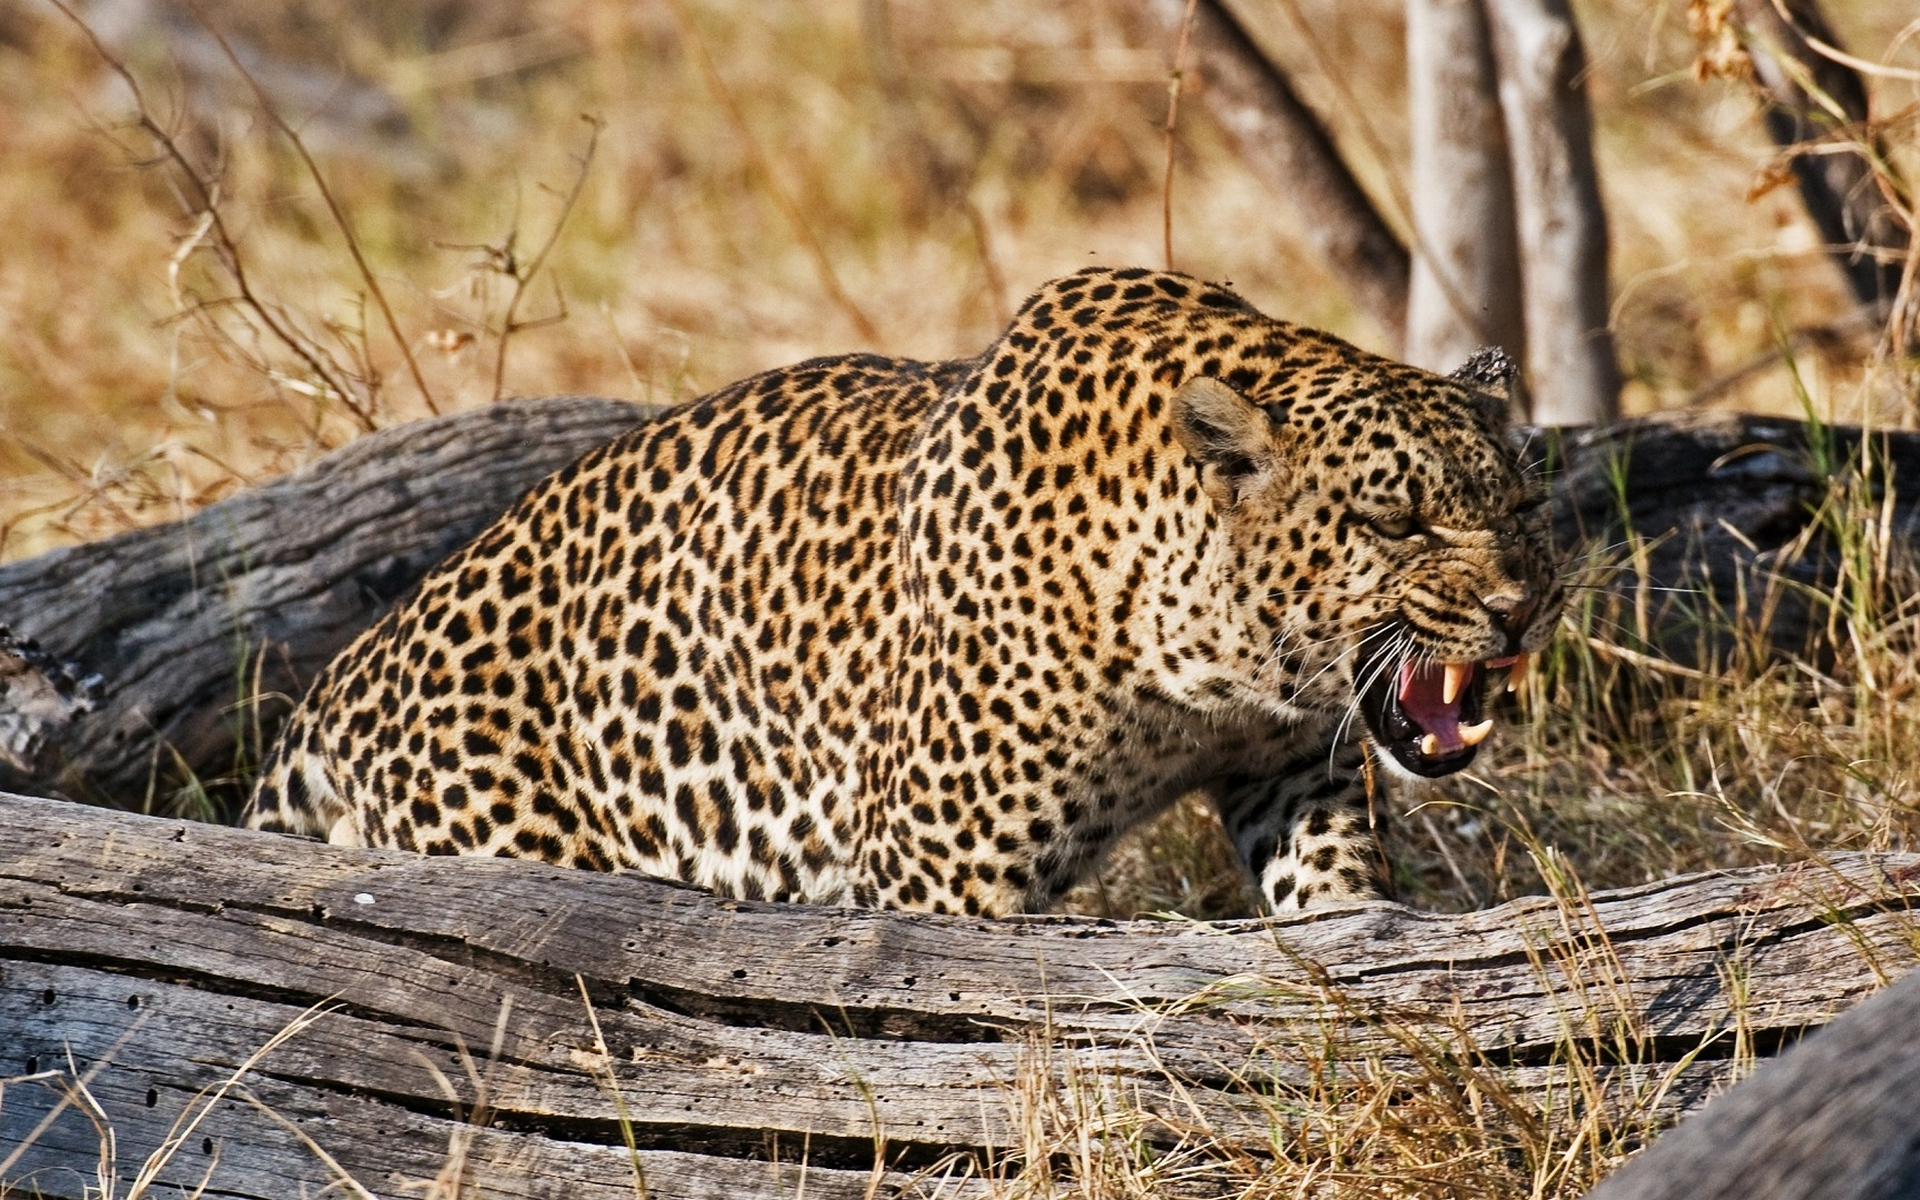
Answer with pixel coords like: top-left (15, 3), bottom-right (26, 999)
top-left (1, 0), bottom-right (1914, 561)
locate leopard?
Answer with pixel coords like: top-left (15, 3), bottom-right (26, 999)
top-left (243, 266), bottom-right (1562, 915)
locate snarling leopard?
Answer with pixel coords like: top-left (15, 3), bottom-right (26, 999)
top-left (244, 267), bottom-right (1561, 915)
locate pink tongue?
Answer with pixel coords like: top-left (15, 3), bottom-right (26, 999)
top-left (1399, 662), bottom-right (1465, 753)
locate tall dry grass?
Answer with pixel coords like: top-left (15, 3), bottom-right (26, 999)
top-left (2, 0), bottom-right (1912, 560)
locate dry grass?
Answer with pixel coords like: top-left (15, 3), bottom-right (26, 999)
top-left (4, 0), bottom-right (1920, 1195)
top-left (1, 0), bottom-right (1913, 559)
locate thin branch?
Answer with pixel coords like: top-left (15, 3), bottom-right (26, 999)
top-left (961, 197), bottom-right (1011, 328)
top-left (663, 0), bottom-right (882, 347)
top-left (46, 0), bottom-right (374, 430)
top-left (493, 116), bottom-right (601, 402)
top-left (1159, 0), bottom-right (1409, 348)
top-left (181, 0), bottom-right (440, 415)
top-left (1769, 0), bottom-right (1920, 83)
top-left (1160, 0), bottom-right (1201, 272)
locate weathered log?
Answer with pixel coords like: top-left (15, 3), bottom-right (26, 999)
top-left (0, 396), bottom-right (649, 807)
top-left (1547, 410), bottom-right (1920, 666)
top-left (1584, 964), bottom-right (1920, 1200)
top-left (1, 791), bottom-right (1914, 1198)
top-left (4, 399), bottom-right (1913, 809)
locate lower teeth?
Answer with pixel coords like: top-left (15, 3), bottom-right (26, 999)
top-left (1417, 721), bottom-right (1494, 758)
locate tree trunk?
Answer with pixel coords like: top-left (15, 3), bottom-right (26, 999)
top-left (2, 791), bottom-right (1914, 1199)
top-left (0, 396), bottom-right (648, 809)
top-left (1405, 0), bottom-right (1527, 384)
top-left (1146, 0), bottom-right (1412, 351)
top-left (1729, 0), bottom-right (1910, 322)
top-left (2, 398), bottom-right (1913, 811)
top-left (1483, 0), bottom-right (1622, 424)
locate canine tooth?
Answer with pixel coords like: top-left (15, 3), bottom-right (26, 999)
top-left (1419, 733), bottom-right (1442, 757)
top-left (1443, 662), bottom-right (1472, 706)
top-left (1458, 719), bottom-right (1494, 747)
top-left (1505, 652), bottom-right (1531, 693)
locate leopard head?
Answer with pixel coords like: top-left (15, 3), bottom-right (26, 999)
top-left (1170, 351), bottom-right (1561, 778)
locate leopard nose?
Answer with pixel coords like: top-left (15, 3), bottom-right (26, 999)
top-left (1484, 591), bottom-right (1539, 641)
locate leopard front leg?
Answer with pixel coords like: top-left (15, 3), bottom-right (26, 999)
top-left (1209, 737), bottom-right (1392, 912)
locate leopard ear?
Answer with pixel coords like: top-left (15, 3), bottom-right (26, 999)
top-left (1448, 346), bottom-right (1522, 422)
top-left (1171, 376), bottom-right (1280, 503)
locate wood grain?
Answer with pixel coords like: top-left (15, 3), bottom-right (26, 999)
top-left (1585, 966), bottom-right (1920, 1200)
top-left (2, 792), bottom-right (1914, 1198)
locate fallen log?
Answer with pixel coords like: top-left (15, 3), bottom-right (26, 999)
top-left (1547, 410), bottom-right (1920, 667)
top-left (0, 791), bottom-right (1914, 1198)
top-left (1586, 963), bottom-right (1920, 1200)
top-left (0, 396), bottom-right (649, 807)
top-left (2, 398), bottom-right (1912, 812)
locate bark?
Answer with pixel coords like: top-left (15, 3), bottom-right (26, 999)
top-left (1483, 0), bottom-right (1622, 423)
top-left (2, 791), bottom-right (1916, 1199)
top-left (1730, 0), bottom-right (1909, 319)
top-left (1145, 0), bottom-right (1412, 350)
top-left (1405, 0), bottom-right (1527, 383)
top-left (0, 396), bottom-right (648, 807)
top-left (1583, 965), bottom-right (1920, 1200)
top-left (2, 398), bottom-right (1914, 807)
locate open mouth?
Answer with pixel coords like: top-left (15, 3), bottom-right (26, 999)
top-left (1357, 636), bottom-right (1530, 778)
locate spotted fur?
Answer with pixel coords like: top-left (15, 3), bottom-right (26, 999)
top-left (243, 268), bottom-right (1561, 914)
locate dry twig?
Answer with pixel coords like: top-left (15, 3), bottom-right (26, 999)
top-left (47, 0), bottom-right (376, 430)
top-left (1159, 0), bottom-right (1200, 272)
top-left (182, 0), bottom-right (440, 415)
top-left (663, 0), bottom-right (882, 347)
top-left (489, 117), bottom-right (601, 402)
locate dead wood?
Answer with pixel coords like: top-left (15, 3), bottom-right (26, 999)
top-left (1145, 0), bottom-right (1412, 349)
top-left (1544, 410), bottom-right (1920, 665)
top-left (0, 396), bottom-right (648, 807)
top-left (1584, 964), bottom-right (1920, 1200)
top-left (0, 791), bottom-right (1914, 1198)
top-left (1730, 0), bottom-right (1909, 320)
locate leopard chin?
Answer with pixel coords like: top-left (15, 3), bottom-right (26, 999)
top-left (1356, 635), bottom-right (1529, 779)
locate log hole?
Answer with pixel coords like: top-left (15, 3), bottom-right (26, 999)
top-left (626, 978), bottom-right (1006, 1045)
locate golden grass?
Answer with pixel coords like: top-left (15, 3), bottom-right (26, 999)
top-left (1, 0), bottom-right (1913, 559)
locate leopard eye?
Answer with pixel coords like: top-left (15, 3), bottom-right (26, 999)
top-left (1370, 513), bottom-right (1417, 539)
